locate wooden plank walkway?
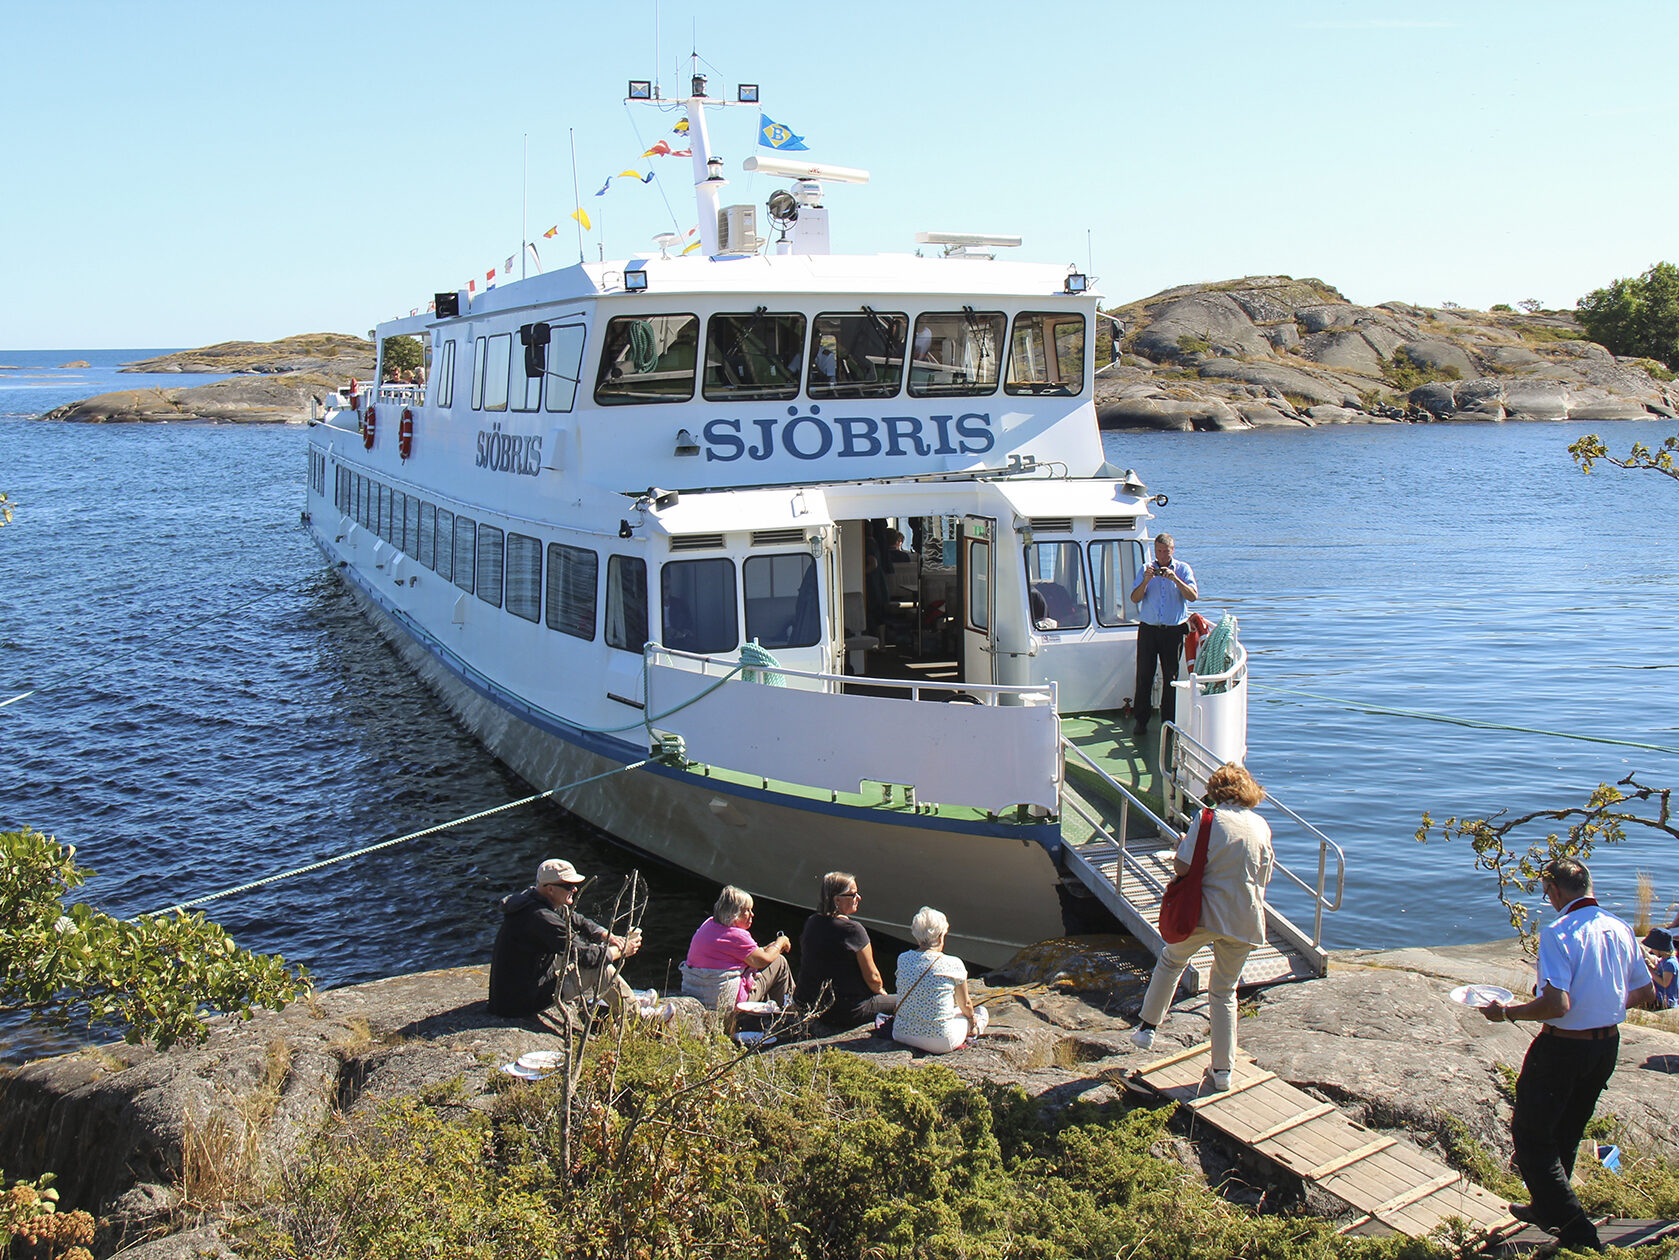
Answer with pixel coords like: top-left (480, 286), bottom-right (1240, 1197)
top-left (1122, 1043), bottom-right (1516, 1241)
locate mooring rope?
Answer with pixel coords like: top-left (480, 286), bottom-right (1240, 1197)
top-left (1254, 683), bottom-right (1679, 757)
top-left (143, 757), bottom-right (651, 918)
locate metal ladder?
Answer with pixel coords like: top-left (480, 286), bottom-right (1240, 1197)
top-left (1056, 729), bottom-right (1341, 993)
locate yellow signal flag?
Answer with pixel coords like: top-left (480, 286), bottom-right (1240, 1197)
top-left (571, 207), bottom-right (592, 231)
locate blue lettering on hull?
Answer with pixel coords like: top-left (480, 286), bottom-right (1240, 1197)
top-left (703, 411), bottom-right (994, 463)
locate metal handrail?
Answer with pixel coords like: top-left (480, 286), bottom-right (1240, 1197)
top-left (1060, 736), bottom-right (1181, 890)
top-left (1161, 722), bottom-right (1346, 949)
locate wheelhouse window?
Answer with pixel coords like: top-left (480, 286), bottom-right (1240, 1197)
top-left (1007, 312), bottom-right (1086, 396)
top-left (453, 515), bottom-right (476, 593)
top-left (506, 532), bottom-right (541, 622)
top-left (542, 324), bottom-right (586, 413)
top-left (744, 553), bottom-right (819, 649)
top-left (470, 338), bottom-right (484, 410)
top-left (435, 340), bottom-right (456, 409)
top-left (478, 333), bottom-right (511, 411)
top-left (1024, 541), bottom-right (1090, 630)
top-left (1089, 539), bottom-right (1146, 626)
top-left (908, 310), bottom-right (1006, 397)
top-left (594, 315), bottom-right (699, 405)
top-left (661, 558), bottom-right (738, 654)
top-left (605, 555), bottom-right (648, 652)
top-left (434, 509), bottom-right (455, 582)
top-left (545, 543), bottom-right (598, 640)
top-left (807, 310), bottom-right (906, 399)
top-left (703, 310), bottom-right (805, 402)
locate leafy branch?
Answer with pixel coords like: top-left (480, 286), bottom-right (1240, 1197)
top-left (1570, 432), bottom-right (1679, 483)
top-left (1416, 774), bottom-right (1677, 947)
top-left (1, 826), bottom-right (311, 1049)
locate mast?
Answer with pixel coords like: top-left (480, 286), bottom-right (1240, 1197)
top-left (684, 63), bottom-right (725, 258)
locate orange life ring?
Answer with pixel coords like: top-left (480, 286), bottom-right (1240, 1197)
top-left (1184, 611), bottom-right (1213, 673)
top-left (398, 408), bottom-right (414, 460)
top-left (363, 405), bottom-right (376, 450)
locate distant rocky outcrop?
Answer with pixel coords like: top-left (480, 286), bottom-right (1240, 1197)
top-left (121, 334), bottom-right (372, 378)
top-left (1097, 277), bottom-right (1679, 429)
top-left (36, 334), bottom-right (374, 424)
top-left (59, 360), bottom-right (91, 369)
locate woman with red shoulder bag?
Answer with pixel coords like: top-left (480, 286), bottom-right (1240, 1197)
top-left (1131, 762), bottom-right (1274, 1092)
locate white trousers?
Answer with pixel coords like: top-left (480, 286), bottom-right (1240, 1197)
top-left (1138, 928), bottom-right (1255, 1072)
top-left (893, 1005), bottom-right (989, 1054)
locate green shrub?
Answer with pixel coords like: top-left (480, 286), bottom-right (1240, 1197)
top-left (1382, 349), bottom-right (1461, 393)
top-left (1491, 303), bottom-right (1514, 313)
top-left (1176, 333), bottom-right (1213, 357)
top-left (246, 1020), bottom-right (1462, 1260)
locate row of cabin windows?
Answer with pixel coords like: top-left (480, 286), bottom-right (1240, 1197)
top-left (594, 309), bottom-right (1086, 407)
top-left (331, 464), bottom-right (820, 654)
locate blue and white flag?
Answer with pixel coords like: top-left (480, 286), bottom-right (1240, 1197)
top-left (758, 113), bottom-right (809, 151)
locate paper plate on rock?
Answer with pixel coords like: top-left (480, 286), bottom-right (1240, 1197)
top-left (735, 1001), bottom-right (779, 1016)
top-left (1449, 984), bottom-right (1513, 1008)
top-left (517, 1050), bottom-right (565, 1071)
top-left (501, 1063), bottom-right (545, 1079)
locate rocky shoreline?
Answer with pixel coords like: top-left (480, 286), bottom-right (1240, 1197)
top-left (1094, 276), bottom-right (1678, 430)
top-left (35, 334), bottom-right (374, 426)
top-left (4, 936), bottom-right (1675, 1257)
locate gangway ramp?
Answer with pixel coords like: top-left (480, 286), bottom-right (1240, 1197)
top-left (1056, 728), bottom-right (1338, 994)
top-left (1123, 1043), bottom-right (1516, 1241)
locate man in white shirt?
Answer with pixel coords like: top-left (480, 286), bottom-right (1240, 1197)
top-left (1482, 857), bottom-right (1655, 1252)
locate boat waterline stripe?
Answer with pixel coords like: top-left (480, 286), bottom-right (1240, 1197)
top-left (1255, 684), bottom-right (1679, 757)
top-left (141, 759), bottom-right (650, 919)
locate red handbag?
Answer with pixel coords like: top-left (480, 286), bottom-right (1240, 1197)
top-left (1158, 809), bottom-right (1213, 943)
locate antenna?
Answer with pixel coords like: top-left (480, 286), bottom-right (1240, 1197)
top-left (569, 129), bottom-right (584, 264)
top-left (521, 133), bottom-right (529, 281)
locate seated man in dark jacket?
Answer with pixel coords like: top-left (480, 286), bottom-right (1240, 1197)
top-left (487, 858), bottom-right (641, 1017)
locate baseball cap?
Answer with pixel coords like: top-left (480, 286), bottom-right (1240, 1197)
top-left (536, 858), bottom-right (587, 887)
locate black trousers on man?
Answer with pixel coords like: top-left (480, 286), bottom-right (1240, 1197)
top-left (1134, 621), bottom-right (1188, 732)
top-left (1511, 1030), bottom-right (1618, 1250)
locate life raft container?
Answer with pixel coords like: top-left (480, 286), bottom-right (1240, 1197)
top-left (398, 408), bottom-right (414, 460)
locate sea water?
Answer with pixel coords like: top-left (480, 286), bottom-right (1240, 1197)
top-left (2, 355), bottom-right (1676, 1060)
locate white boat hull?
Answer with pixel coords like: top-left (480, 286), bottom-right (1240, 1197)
top-left (322, 547), bottom-right (1067, 967)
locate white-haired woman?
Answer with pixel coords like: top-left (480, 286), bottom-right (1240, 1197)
top-left (681, 885), bottom-right (793, 1010)
top-left (892, 907), bottom-right (988, 1053)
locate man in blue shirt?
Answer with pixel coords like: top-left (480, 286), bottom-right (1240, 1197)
top-left (1483, 858), bottom-right (1655, 1252)
top-left (1128, 532), bottom-right (1198, 738)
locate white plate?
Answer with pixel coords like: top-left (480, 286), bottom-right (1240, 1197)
top-left (1450, 984), bottom-right (1514, 1008)
top-left (500, 1063), bottom-right (546, 1079)
top-left (735, 1001), bottom-right (779, 1016)
top-left (733, 1031), bottom-right (777, 1046)
top-left (517, 1050), bottom-right (565, 1071)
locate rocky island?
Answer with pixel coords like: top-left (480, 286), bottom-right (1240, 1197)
top-left (1095, 276), bottom-right (1679, 429)
top-left (37, 334), bottom-right (374, 425)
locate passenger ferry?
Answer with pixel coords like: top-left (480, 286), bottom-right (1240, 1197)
top-left (303, 72), bottom-right (1333, 973)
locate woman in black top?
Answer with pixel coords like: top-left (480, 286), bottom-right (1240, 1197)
top-left (794, 871), bottom-right (898, 1029)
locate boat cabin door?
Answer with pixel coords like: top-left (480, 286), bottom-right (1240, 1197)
top-left (959, 515), bottom-right (996, 686)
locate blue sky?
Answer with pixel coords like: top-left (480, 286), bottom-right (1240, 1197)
top-left (4, 0), bottom-right (1675, 348)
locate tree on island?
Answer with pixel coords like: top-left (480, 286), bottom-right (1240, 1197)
top-left (1575, 260), bottom-right (1679, 371)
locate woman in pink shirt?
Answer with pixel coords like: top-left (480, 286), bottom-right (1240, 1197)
top-left (681, 885), bottom-right (794, 1010)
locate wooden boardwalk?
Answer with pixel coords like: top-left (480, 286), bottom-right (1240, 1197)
top-left (1124, 1043), bottom-right (1516, 1241)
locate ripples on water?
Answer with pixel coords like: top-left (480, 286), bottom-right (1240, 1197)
top-left (2, 356), bottom-right (1676, 1062)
